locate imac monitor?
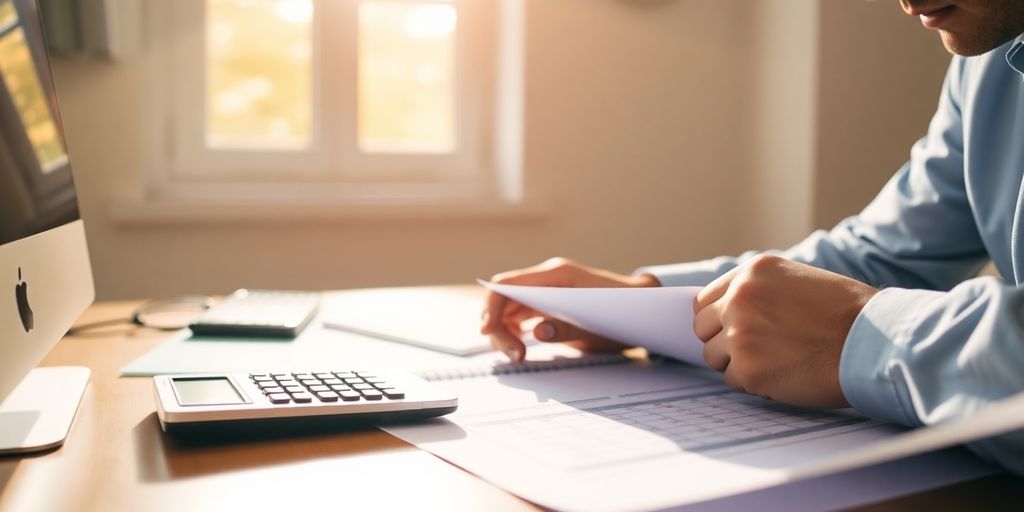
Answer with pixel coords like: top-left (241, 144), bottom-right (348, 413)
top-left (0, 0), bottom-right (94, 453)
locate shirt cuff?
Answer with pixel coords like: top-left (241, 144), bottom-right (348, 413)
top-left (840, 287), bottom-right (944, 426)
top-left (633, 252), bottom-right (760, 287)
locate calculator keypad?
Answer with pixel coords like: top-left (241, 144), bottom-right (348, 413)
top-left (250, 372), bottom-right (405, 405)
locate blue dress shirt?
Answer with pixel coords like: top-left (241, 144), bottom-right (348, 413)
top-left (636, 34), bottom-right (1024, 474)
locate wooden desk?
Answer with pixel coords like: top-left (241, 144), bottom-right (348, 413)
top-left (1, 292), bottom-right (1021, 511)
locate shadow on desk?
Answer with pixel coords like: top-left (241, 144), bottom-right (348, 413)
top-left (132, 413), bottom-right (406, 482)
top-left (0, 460), bottom-right (15, 497)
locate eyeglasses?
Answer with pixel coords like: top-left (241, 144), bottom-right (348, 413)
top-left (67, 295), bottom-right (213, 336)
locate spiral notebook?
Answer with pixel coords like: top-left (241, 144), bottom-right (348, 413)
top-left (416, 352), bottom-right (632, 382)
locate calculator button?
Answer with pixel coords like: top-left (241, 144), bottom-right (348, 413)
top-left (262, 386), bottom-right (284, 395)
top-left (353, 383), bottom-right (374, 390)
top-left (313, 372), bottom-right (333, 379)
top-left (253, 376), bottom-right (274, 383)
top-left (344, 378), bottom-right (363, 385)
top-left (329, 384), bottom-right (351, 392)
top-left (291, 393), bottom-right (314, 403)
top-left (360, 390), bottom-right (383, 400)
top-left (250, 373), bottom-right (271, 379)
top-left (309, 385), bottom-right (330, 393)
top-left (270, 372), bottom-right (289, 378)
top-left (300, 379), bottom-right (320, 387)
top-left (334, 372), bottom-right (357, 379)
top-left (315, 391), bottom-right (339, 402)
top-left (322, 378), bottom-right (343, 386)
top-left (338, 391), bottom-right (362, 401)
top-left (284, 386), bottom-right (305, 394)
top-left (293, 373), bottom-right (314, 380)
top-left (267, 393), bottom-right (291, 404)
top-left (276, 379), bottom-right (299, 387)
top-left (382, 390), bottom-right (405, 399)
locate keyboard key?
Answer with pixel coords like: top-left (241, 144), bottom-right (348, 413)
top-left (315, 391), bottom-right (339, 402)
top-left (291, 393), bottom-right (314, 404)
top-left (360, 390), bottom-right (383, 400)
top-left (382, 390), bottom-right (405, 399)
top-left (267, 393), bottom-right (291, 404)
top-left (338, 391), bottom-right (361, 401)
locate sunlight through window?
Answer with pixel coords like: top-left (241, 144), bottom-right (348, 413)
top-left (206, 0), bottom-right (313, 150)
top-left (358, 1), bottom-right (456, 153)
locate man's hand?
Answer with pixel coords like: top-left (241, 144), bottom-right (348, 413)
top-left (481, 257), bottom-right (660, 361)
top-left (693, 255), bottom-right (878, 408)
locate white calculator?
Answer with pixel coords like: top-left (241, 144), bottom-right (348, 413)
top-left (154, 370), bottom-right (458, 435)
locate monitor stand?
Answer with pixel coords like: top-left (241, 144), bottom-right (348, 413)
top-left (0, 366), bottom-right (90, 454)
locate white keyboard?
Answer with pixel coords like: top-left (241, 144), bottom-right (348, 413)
top-left (188, 289), bottom-right (320, 338)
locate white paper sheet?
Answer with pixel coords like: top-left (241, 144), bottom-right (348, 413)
top-left (321, 287), bottom-right (500, 356)
top-left (480, 280), bottom-right (707, 366)
top-left (385, 357), bottom-right (1000, 512)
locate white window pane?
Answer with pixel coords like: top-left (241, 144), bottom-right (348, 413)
top-left (358, 1), bottom-right (456, 154)
top-left (206, 0), bottom-right (313, 150)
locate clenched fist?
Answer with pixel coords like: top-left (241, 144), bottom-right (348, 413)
top-left (693, 255), bottom-right (878, 408)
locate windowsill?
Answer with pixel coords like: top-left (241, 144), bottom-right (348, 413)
top-left (108, 197), bottom-right (549, 226)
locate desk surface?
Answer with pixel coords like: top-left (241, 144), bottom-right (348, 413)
top-left (1, 287), bottom-right (1021, 511)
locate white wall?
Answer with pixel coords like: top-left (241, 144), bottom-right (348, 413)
top-left (49, 0), bottom-right (951, 300)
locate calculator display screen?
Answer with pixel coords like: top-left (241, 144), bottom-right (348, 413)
top-left (172, 377), bottom-right (246, 406)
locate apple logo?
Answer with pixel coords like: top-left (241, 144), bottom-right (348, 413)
top-left (16, 267), bottom-right (33, 333)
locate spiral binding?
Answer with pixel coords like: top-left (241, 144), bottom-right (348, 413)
top-left (418, 353), bottom-right (632, 382)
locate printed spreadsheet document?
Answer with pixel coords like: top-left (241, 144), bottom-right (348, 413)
top-left (384, 348), bottom-right (995, 512)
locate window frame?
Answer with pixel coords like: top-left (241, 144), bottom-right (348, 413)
top-left (141, 0), bottom-right (513, 205)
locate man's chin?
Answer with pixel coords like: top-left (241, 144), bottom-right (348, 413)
top-left (938, 30), bottom-right (1014, 57)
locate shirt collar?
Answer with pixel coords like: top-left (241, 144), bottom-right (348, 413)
top-left (1007, 33), bottom-right (1024, 76)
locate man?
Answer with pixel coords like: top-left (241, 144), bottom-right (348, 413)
top-left (482, 0), bottom-right (1024, 474)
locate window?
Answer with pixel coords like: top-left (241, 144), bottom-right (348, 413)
top-left (143, 0), bottom-right (523, 206)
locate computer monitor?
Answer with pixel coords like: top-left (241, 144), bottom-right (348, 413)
top-left (0, 0), bottom-right (94, 453)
